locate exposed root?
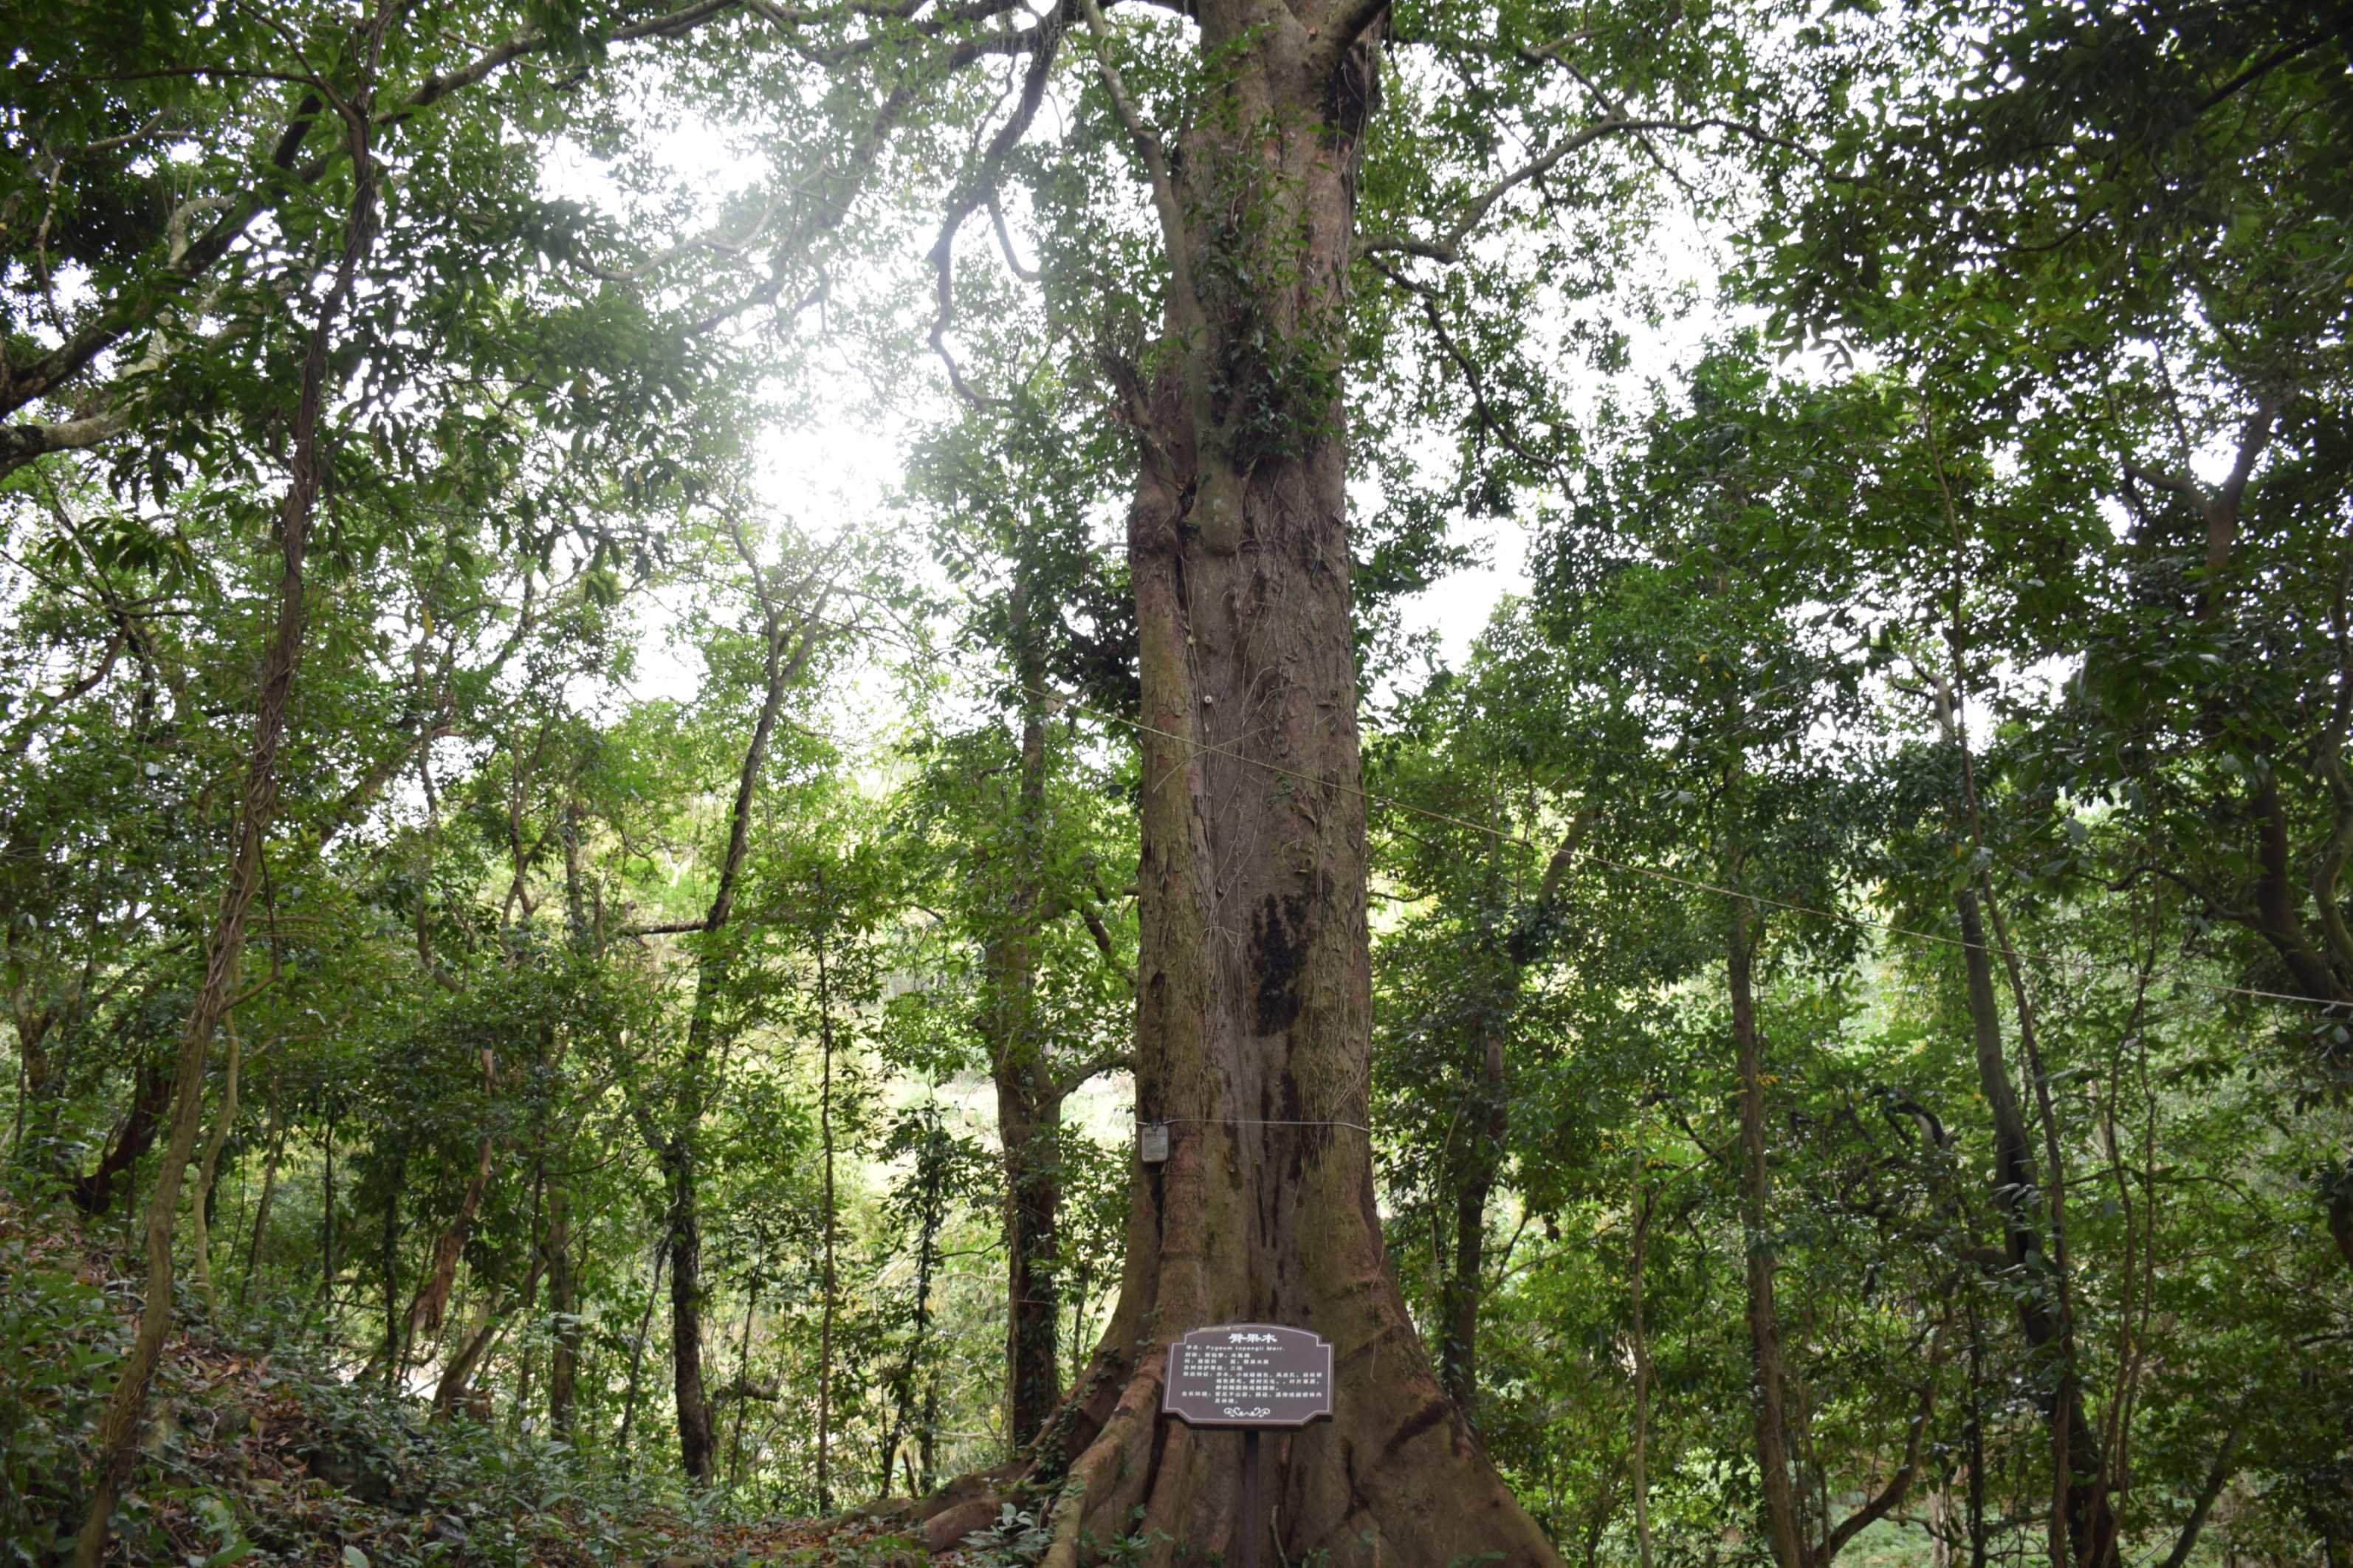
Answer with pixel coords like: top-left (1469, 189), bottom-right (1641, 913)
top-left (1040, 1350), bottom-right (1164, 1568)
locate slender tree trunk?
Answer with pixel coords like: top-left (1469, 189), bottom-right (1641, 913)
top-left (662, 1131), bottom-right (716, 1479)
top-left (997, 1068), bottom-right (1063, 1451)
top-left (319, 1110), bottom-right (337, 1306)
top-left (546, 1181), bottom-right (580, 1441)
top-left (381, 1142), bottom-right (408, 1389)
top-left (1965, 1296), bottom-right (1987, 1568)
top-left (72, 79), bottom-right (381, 1561)
top-left (1980, 885), bottom-right (2100, 1568)
top-left (883, 1135), bottom-right (946, 1499)
top-left (404, 1050), bottom-right (498, 1347)
top-left (238, 1066), bottom-right (285, 1307)
top-left (1731, 887), bottom-right (1805, 1568)
top-left (1631, 1176), bottom-right (1656, 1568)
top-left (1439, 1005), bottom-right (1506, 1423)
top-left (431, 1262), bottom-right (535, 1420)
top-left (188, 1017), bottom-right (244, 1310)
top-left (548, 802), bottom-right (588, 1441)
top-left (919, 1367), bottom-right (939, 1497)
top-left (68, 1041), bottom-right (170, 1217)
top-left (1436, 814), bottom-right (1584, 1427)
top-left (619, 1234), bottom-right (669, 1473)
top-left (1026, 7), bottom-right (1559, 1559)
top-left (990, 650), bottom-right (1066, 1454)
top-left (506, 1169), bottom-right (547, 1431)
top-left (729, 1289), bottom-right (759, 1484)
top-left (817, 932), bottom-right (839, 1515)
top-left (1934, 675), bottom-right (2120, 1568)
top-left (647, 535), bottom-right (828, 1485)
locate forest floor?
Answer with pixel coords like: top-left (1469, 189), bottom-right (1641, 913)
top-left (0, 1197), bottom-right (971, 1566)
top-left (1, 1195), bottom-right (1960, 1568)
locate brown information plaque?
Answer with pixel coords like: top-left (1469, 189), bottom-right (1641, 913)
top-left (1161, 1323), bottom-right (1334, 1429)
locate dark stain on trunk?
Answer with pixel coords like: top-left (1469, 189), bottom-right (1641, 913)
top-left (1251, 891), bottom-right (1310, 1034)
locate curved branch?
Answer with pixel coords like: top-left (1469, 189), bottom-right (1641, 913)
top-left (927, 1), bottom-right (1068, 407)
top-left (1356, 117), bottom-right (1810, 266)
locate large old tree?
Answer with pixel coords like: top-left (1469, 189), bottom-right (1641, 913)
top-left (996, 0), bottom-right (1568, 1552)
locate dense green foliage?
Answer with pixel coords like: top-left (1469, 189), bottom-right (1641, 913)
top-left (1, 0), bottom-right (2347, 1564)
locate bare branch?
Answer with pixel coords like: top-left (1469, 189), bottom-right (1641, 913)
top-left (987, 194), bottom-right (1042, 281)
top-left (1815, 1324), bottom-right (1948, 1564)
top-left (1364, 255), bottom-right (1570, 491)
top-left (927, 2), bottom-right (1068, 407)
top-left (1357, 117), bottom-right (1809, 265)
top-left (2120, 461), bottom-right (2198, 498)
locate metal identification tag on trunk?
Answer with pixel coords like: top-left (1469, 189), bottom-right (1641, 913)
top-left (1161, 1324), bottom-right (1334, 1428)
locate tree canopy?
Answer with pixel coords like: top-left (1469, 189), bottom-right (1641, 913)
top-left (1, 1), bottom-right (2348, 1565)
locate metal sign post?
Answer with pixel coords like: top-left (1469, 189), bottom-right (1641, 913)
top-left (1160, 1324), bottom-right (1335, 1568)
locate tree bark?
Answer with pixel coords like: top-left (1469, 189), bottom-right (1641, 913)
top-left (618, 1234), bottom-right (669, 1474)
top-left (403, 1048), bottom-right (498, 1347)
top-left (1437, 810), bottom-right (1587, 1425)
top-left (319, 1110), bottom-right (337, 1307)
top-left (548, 797), bottom-right (592, 1440)
top-left (67, 1040), bottom-right (170, 1217)
top-left (997, 1059), bottom-right (1064, 1451)
top-left (71, 65), bottom-right (381, 1559)
top-left (1023, 4), bottom-right (1561, 1559)
top-left (661, 1121), bottom-right (717, 1479)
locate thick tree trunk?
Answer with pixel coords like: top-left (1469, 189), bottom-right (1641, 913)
top-left (1028, 7), bottom-right (1559, 1561)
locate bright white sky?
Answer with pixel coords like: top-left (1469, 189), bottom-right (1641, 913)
top-left (540, 94), bottom-right (1748, 723)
